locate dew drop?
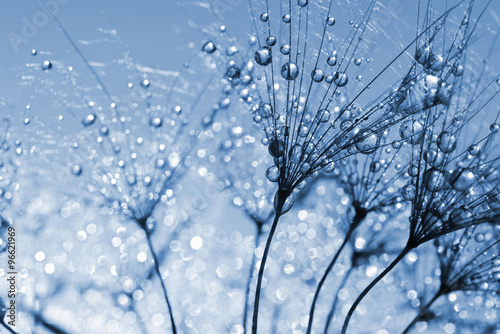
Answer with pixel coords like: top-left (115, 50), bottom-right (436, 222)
top-left (71, 164), bottom-right (82, 176)
top-left (327, 56), bottom-right (337, 66)
top-left (355, 131), bottom-right (380, 154)
top-left (401, 184), bottom-right (416, 200)
top-left (266, 166), bottom-right (280, 182)
top-left (281, 62), bottom-right (299, 80)
top-left (266, 36), bottom-right (277, 46)
top-left (437, 131), bottom-right (457, 153)
top-left (150, 117), bottom-right (162, 128)
top-left (41, 60), bottom-right (52, 71)
top-left (202, 41), bottom-right (217, 54)
top-left (275, 193), bottom-right (294, 214)
top-left (490, 123), bottom-right (499, 133)
top-left (311, 69), bottom-right (325, 82)
top-left (326, 17), bottom-right (335, 26)
top-left (82, 114), bottom-right (97, 127)
top-left (423, 168), bottom-right (445, 192)
top-left (334, 72), bottom-right (348, 87)
top-left (298, 0), bottom-right (308, 7)
top-left (451, 169), bottom-right (475, 191)
top-left (289, 144), bottom-right (303, 163)
top-left (283, 14), bottom-right (291, 23)
top-left (268, 139), bottom-right (285, 158)
top-left (255, 47), bottom-right (272, 66)
top-left (260, 13), bottom-right (269, 22)
top-left (141, 79), bottom-right (150, 88)
top-left (399, 120), bottom-right (424, 144)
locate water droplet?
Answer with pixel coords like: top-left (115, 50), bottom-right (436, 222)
top-left (334, 72), bottom-right (348, 87)
top-left (260, 13), bottom-right (269, 22)
top-left (423, 168), bottom-right (445, 192)
top-left (202, 41), bottom-right (217, 54)
top-left (437, 131), bottom-right (457, 153)
top-left (31, 49), bottom-right (37, 56)
top-left (451, 169), bottom-right (475, 191)
top-left (490, 123), bottom-right (499, 133)
top-left (399, 120), bottom-right (424, 144)
top-left (280, 44), bottom-right (291, 55)
top-left (283, 14), bottom-right (291, 23)
top-left (258, 103), bottom-right (273, 118)
top-left (401, 184), bottom-right (416, 200)
top-left (340, 120), bottom-right (352, 131)
top-left (82, 114), bottom-right (97, 126)
top-left (355, 131), bottom-right (380, 154)
top-left (140, 79), bottom-right (150, 89)
top-left (326, 17), bottom-right (335, 26)
top-left (281, 62), bottom-right (299, 80)
top-left (327, 56), bottom-right (337, 66)
top-left (71, 164), bottom-right (82, 176)
top-left (266, 166), bottom-right (280, 182)
top-left (274, 193), bottom-right (294, 214)
top-left (255, 47), bottom-right (272, 66)
top-left (41, 60), bottom-right (52, 71)
top-left (311, 69), bottom-right (325, 82)
top-left (298, 0), bottom-right (308, 7)
top-left (226, 64), bottom-right (241, 81)
top-left (468, 144), bottom-right (480, 156)
top-left (100, 126), bottom-right (109, 136)
top-left (452, 63), bottom-right (464, 76)
top-left (317, 109), bottom-right (330, 123)
top-left (266, 36), bottom-right (277, 46)
top-left (268, 139), bottom-right (285, 158)
top-left (354, 58), bottom-right (362, 66)
top-left (150, 117), bottom-right (162, 128)
top-left (289, 144), bottom-right (303, 163)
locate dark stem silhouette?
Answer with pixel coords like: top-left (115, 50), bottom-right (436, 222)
top-left (251, 192), bottom-right (287, 334)
top-left (401, 289), bottom-right (443, 334)
top-left (306, 210), bottom-right (366, 334)
top-left (341, 244), bottom-right (412, 334)
top-left (243, 226), bottom-right (262, 334)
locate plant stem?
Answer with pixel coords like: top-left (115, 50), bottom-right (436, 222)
top-left (145, 234), bottom-right (177, 334)
top-left (243, 228), bottom-right (262, 334)
top-left (306, 227), bottom-right (355, 334)
top-left (251, 195), bottom-right (286, 334)
top-left (341, 245), bottom-right (412, 334)
top-left (401, 289), bottom-right (443, 334)
top-left (34, 313), bottom-right (70, 334)
top-left (323, 267), bottom-right (353, 334)
top-left (1, 322), bottom-right (16, 334)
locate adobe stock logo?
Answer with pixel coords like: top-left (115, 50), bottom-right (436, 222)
top-left (7, 0), bottom-right (70, 54)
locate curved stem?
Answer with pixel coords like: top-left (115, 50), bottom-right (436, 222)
top-left (1, 322), bottom-right (16, 334)
top-left (306, 227), bottom-right (355, 334)
top-left (341, 245), bottom-right (412, 334)
top-left (145, 234), bottom-right (177, 334)
top-left (34, 313), bottom-right (70, 334)
top-left (251, 195), bottom-right (286, 334)
top-left (243, 229), bottom-right (262, 334)
top-left (401, 289), bottom-right (443, 334)
top-left (323, 267), bottom-right (353, 334)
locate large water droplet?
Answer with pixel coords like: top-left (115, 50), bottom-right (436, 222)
top-left (451, 169), bottom-right (475, 191)
top-left (266, 166), bottom-right (280, 182)
top-left (437, 131), bottom-right (457, 153)
top-left (355, 131), bottom-right (380, 154)
top-left (202, 41), bottom-right (217, 54)
top-left (399, 120), bottom-right (424, 144)
top-left (289, 144), bottom-right (303, 163)
top-left (281, 62), bottom-right (299, 80)
top-left (401, 184), bottom-right (416, 200)
top-left (423, 168), bottom-right (445, 192)
top-left (255, 47), bottom-right (272, 66)
top-left (311, 69), bottom-right (324, 82)
top-left (334, 72), bottom-right (348, 87)
top-left (268, 139), bottom-right (285, 158)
